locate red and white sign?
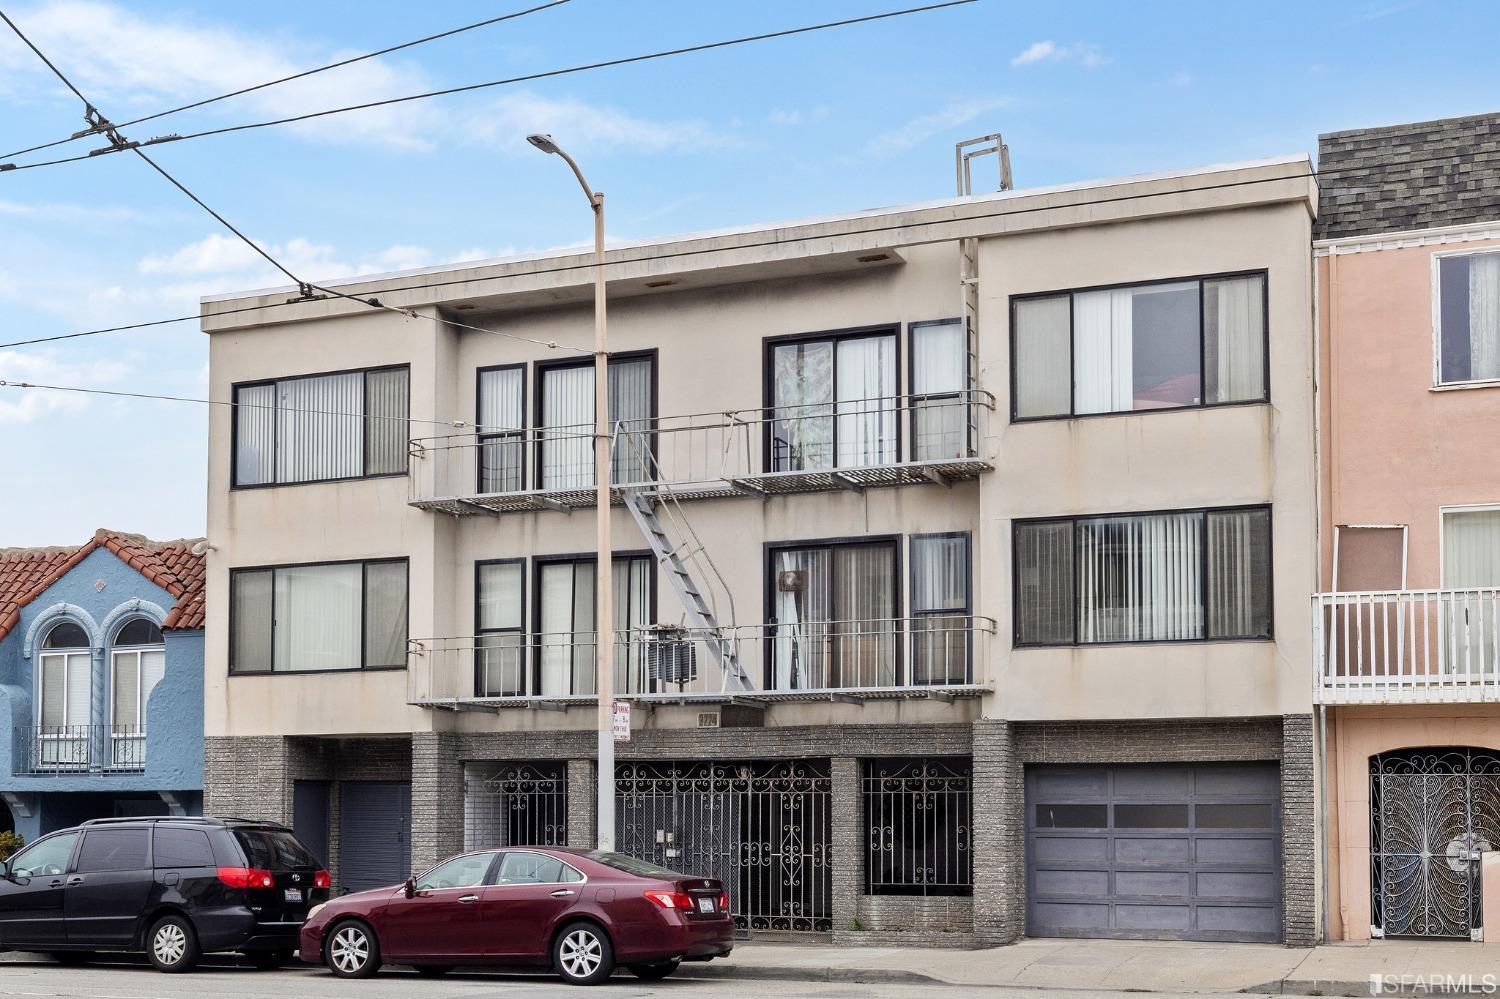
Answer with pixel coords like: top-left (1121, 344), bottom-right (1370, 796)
top-left (612, 699), bottom-right (631, 742)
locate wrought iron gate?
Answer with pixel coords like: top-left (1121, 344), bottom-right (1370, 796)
top-left (616, 760), bottom-right (832, 931)
top-left (463, 761), bottom-right (568, 850)
top-left (1371, 748), bottom-right (1500, 939)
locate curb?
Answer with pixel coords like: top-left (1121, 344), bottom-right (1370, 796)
top-left (676, 962), bottom-right (943, 986)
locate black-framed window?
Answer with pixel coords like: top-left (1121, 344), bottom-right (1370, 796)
top-left (910, 533), bottom-right (971, 684)
top-left (476, 559), bottom-right (524, 696)
top-left (536, 354), bottom-right (654, 490)
top-left (1010, 272), bottom-right (1267, 420)
top-left (768, 537), bottom-right (899, 689)
top-left (233, 365), bottom-right (409, 486)
top-left (230, 558), bottom-right (409, 673)
top-left (909, 318), bottom-right (969, 460)
top-left (1437, 250), bottom-right (1500, 385)
top-left (1014, 506), bottom-right (1271, 647)
top-left (863, 757), bottom-right (973, 896)
top-left (766, 327), bottom-right (898, 473)
top-left (535, 553), bottom-right (653, 696)
top-left (477, 365), bottom-right (525, 493)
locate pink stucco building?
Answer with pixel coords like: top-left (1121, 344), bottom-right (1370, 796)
top-left (1315, 112), bottom-right (1500, 942)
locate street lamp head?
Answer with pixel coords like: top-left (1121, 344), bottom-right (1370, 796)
top-left (526, 132), bottom-right (559, 155)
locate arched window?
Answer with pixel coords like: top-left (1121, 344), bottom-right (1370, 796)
top-left (37, 621), bottom-right (90, 757)
top-left (111, 619), bottom-right (165, 768)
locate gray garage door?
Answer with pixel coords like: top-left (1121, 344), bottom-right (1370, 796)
top-left (1027, 763), bottom-right (1282, 942)
top-left (339, 781), bottom-right (411, 894)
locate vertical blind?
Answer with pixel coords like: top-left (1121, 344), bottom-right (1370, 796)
top-left (1015, 508), bottom-right (1272, 645)
top-left (1013, 275), bottom-right (1266, 418)
top-left (235, 367), bottom-right (409, 485)
top-left (478, 367), bottom-right (525, 493)
top-left (911, 320), bottom-right (967, 460)
top-left (540, 359), bottom-right (653, 489)
top-left (230, 560), bottom-right (408, 672)
top-left (911, 534), bottom-right (970, 684)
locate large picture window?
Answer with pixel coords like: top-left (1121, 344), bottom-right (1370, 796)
top-left (1011, 272), bottom-right (1267, 420)
top-left (537, 355), bottom-right (654, 489)
top-left (768, 328), bottom-right (898, 472)
top-left (1437, 250), bottom-right (1500, 385)
top-left (1014, 507), bottom-right (1272, 647)
top-left (234, 366), bottom-right (410, 486)
top-left (230, 559), bottom-right (408, 673)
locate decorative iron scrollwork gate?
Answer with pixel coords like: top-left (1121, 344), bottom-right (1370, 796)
top-left (1371, 748), bottom-right (1500, 939)
top-left (463, 761), bottom-right (568, 851)
top-left (616, 760), bottom-right (832, 932)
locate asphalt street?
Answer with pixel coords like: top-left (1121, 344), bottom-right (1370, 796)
top-left (0, 956), bottom-right (1283, 999)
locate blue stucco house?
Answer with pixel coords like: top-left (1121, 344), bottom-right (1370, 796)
top-left (0, 529), bottom-right (205, 842)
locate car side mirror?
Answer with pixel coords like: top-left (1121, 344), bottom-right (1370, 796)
top-left (403, 876), bottom-right (416, 898)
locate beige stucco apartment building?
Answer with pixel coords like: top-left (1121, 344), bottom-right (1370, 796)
top-left (201, 153), bottom-right (1320, 945)
top-left (1315, 112), bottom-right (1500, 943)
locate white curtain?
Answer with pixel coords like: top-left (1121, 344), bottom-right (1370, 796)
top-left (773, 549), bottom-right (830, 689)
top-left (273, 563), bottom-right (362, 671)
top-left (1204, 275), bottom-right (1266, 403)
top-left (1073, 289), bottom-right (1133, 414)
top-left (911, 535), bottom-right (968, 683)
top-left (1078, 513), bottom-right (1202, 642)
top-left (40, 651), bottom-right (89, 728)
top-left (231, 570), bottom-right (274, 672)
top-left (608, 358), bottom-right (653, 485)
top-left (835, 336), bottom-right (896, 467)
top-left (276, 372), bottom-right (364, 484)
top-left (478, 368), bottom-right (525, 493)
top-left (1013, 296), bottom-right (1071, 418)
top-left (476, 562), bottom-right (523, 696)
top-left (542, 366), bottom-right (594, 489)
top-left (235, 383), bottom-right (276, 485)
top-left (612, 559), bottom-right (651, 694)
top-left (1442, 508), bottom-right (1500, 674)
top-left (834, 546), bottom-right (896, 686)
top-left (538, 562), bottom-right (581, 695)
top-left (912, 321), bottom-right (967, 459)
top-left (1470, 254), bottom-right (1500, 381)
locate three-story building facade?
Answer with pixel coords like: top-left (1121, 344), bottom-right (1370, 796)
top-left (202, 154), bottom-right (1319, 944)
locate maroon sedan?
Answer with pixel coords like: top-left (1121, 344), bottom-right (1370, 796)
top-left (299, 847), bottom-right (733, 985)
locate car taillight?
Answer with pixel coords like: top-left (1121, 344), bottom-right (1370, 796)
top-left (217, 867), bottom-right (274, 890)
top-left (644, 889), bottom-right (693, 910)
top-left (314, 870), bottom-right (331, 890)
top-left (719, 890), bottom-right (730, 913)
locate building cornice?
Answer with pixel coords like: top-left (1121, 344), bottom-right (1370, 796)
top-left (1314, 218), bottom-right (1500, 256)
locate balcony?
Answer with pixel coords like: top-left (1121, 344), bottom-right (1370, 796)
top-left (1314, 589), bottom-right (1500, 704)
top-left (13, 724), bottom-right (147, 775)
top-left (408, 392), bottom-right (993, 515)
top-left (408, 616), bottom-right (994, 708)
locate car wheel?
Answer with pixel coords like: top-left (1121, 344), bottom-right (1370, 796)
top-left (414, 965), bottom-right (454, 977)
top-left (49, 951), bottom-right (93, 965)
top-left (146, 915), bottom-right (201, 973)
top-left (629, 959), bottom-right (680, 980)
top-left (247, 949), bottom-right (292, 970)
top-left (553, 922), bottom-right (614, 986)
top-left (325, 920), bottom-right (381, 979)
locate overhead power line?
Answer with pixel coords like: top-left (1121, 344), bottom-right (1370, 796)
top-left (0, 0), bottom-right (571, 162)
top-left (0, 0), bottom-right (979, 172)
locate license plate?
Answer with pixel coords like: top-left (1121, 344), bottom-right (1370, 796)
top-left (284, 888), bottom-right (303, 903)
top-left (697, 898), bottom-right (715, 913)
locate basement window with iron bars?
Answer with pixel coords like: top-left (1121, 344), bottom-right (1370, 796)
top-left (864, 757), bottom-right (973, 896)
top-left (233, 366), bottom-right (409, 487)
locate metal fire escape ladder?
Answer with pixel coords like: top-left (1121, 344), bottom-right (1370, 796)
top-left (616, 429), bottom-right (752, 693)
top-left (955, 133), bottom-right (1012, 456)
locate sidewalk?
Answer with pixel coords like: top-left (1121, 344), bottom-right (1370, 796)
top-left (681, 937), bottom-right (1500, 995)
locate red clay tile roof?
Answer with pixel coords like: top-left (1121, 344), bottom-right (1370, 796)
top-left (0, 528), bottom-right (206, 641)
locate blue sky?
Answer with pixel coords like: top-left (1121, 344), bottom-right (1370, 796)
top-left (0, 0), bottom-right (1495, 546)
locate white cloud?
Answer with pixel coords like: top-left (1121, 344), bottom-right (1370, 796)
top-left (1170, 71), bottom-right (1195, 88)
top-left (0, 349), bottom-right (131, 424)
top-left (1010, 40), bottom-right (1109, 68)
top-left (463, 91), bottom-right (745, 155)
top-left (866, 97), bottom-right (1012, 157)
top-left (0, 199), bottom-right (142, 222)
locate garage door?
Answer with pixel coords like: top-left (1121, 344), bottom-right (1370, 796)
top-left (339, 781), bottom-right (411, 894)
top-left (1026, 763), bottom-right (1282, 942)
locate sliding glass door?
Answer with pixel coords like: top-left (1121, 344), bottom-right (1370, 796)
top-left (770, 540), bottom-right (897, 689)
top-left (770, 331), bottom-right (897, 472)
top-left (536, 556), bottom-right (653, 696)
top-left (538, 356), bottom-right (653, 489)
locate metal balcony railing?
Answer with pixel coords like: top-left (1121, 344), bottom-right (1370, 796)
top-left (1314, 589), bottom-right (1500, 704)
top-left (14, 724), bottom-right (147, 775)
top-left (408, 392), bottom-right (994, 515)
top-left (408, 616), bottom-right (994, 708)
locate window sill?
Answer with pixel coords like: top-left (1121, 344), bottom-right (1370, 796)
top-left (230, 471), bottom-right (407, 492)
top-left (228, 665), bottom-right (408, 677)
top-left (1430, 380), bottom-right (1500, 393)
top-left (1010, 398), bottom-right (1271, 425)
top-left (1012, 637), bottom-right (1276, 651)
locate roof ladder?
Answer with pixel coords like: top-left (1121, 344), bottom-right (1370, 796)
top-left (955, 133), bottom-right (1012, 456)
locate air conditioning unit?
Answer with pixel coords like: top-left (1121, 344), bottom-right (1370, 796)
top-left (697, 711), bottom-right (721, 729)
top-left (645, 625), bottom-right (697, 685)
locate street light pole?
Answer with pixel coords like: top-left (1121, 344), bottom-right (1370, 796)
top-left (528, 133), bottom-right (614, 851)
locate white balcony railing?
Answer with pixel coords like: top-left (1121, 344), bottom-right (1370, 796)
top-left (408, 616), bottom-right (994, 708)
top-left (408, 392), bottom-right (993, 515)
top-left (1314, 589), bottom-right (1500, 704)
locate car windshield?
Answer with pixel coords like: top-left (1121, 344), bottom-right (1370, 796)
top-left (583, 851), bottom-right (687, 879)
top-left (234, 829), bottom-right (318, 869)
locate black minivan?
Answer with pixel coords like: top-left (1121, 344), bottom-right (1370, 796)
top-left (0, 816), bottom-right (329, 972)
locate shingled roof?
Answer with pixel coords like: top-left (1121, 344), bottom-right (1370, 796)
top-left (1316, 111), bottom-right (1500, 240)
top-left (0, 529), bottom-right (206, 641)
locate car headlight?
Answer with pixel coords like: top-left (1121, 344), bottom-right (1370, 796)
top-left (306, 903), bottom-right (325, 923)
